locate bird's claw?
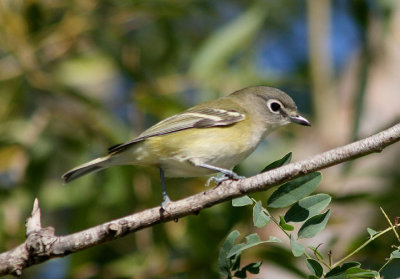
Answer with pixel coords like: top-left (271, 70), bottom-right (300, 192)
top-left (206, 173), bottom-right (245, 187)
top-left (161, 195), bottom-right (171, 211)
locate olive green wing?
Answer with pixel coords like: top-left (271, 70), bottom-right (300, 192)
top-left (107, 106), bottom-right (245, 154)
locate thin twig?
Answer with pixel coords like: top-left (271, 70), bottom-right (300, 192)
top-left (380, 207), bottom-right (400, 243)
top-left (332, 224), bottom-right (400, 268)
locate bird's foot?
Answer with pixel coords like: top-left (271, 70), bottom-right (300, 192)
top-left (161, 194), bottom-right (171, 211)
top-left (206, 172), bottom-right (245, 187)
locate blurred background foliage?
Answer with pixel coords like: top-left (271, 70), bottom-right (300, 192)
top-left (0, 0), bottom-right (399, 278)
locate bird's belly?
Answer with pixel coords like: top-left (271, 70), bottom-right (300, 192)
top-left (158, 130), bottom-right (258, 177)
top-left (159, 148), bottom-right (252, 177)
top-left (161, 159), bottom-right (214, 177)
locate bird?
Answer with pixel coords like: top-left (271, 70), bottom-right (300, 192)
top-left (62, 86), bottom-right (310, 209)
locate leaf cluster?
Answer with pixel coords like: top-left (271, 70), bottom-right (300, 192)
top-left (219, 153), bottom-right (400, 279)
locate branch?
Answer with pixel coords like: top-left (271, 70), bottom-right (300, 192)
top-left (1, 122), bottom-right (400, 276)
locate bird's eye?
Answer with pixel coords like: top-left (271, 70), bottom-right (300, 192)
top-left (267, 100), bottom-right (282, 114)
top-left (270, 102), bottom-right (281, 112)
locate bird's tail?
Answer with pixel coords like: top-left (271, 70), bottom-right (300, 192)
top-left (62, 155), bottom-right (112, 184)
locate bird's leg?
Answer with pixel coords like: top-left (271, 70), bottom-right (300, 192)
top-left (191, 161), bottom-right (245, 186)
top-left (159, 167), bottom-right (171, 210)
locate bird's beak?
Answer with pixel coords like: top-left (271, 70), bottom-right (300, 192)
top-left (289, 114), bottom-right (311, 126)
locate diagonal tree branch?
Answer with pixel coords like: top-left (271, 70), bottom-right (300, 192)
top-left (1, 122), bottom-right (399, 277)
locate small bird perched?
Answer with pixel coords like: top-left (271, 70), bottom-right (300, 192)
top-left (62, 86), bottom-right (310, 209)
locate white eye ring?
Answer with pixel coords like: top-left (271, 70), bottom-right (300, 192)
top-left (267, 99), bottom-right (283, 114)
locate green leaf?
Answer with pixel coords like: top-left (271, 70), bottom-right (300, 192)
top-left (267, 236), bottom-right (282, 243)
top-left (290, 234), bottom-right (305, 257)
top-left (341, 262), bottom-right (361, 269)
top-left (325, 262), bottom-right (362, 279)
top-left (267, 172), bottom-right (322, 208)
top-left (307, 276), bottom-right (320, 279)
top-left (232, 196), bottom-right (253, 207)
top-left (261, 152), bottom-right (292, 172)
top-left (228, 233), bottom-right (263, 257)
top-left (233, 261), bottom-right (262, 278)
top-left (244, 261), bottom-right (262, 274)
top-left (231, 254), bottom-right (241, 271)
top-left (279, 216), bottom-right (294, 231)
top-left (390, 249), bottom-right (400, 259)
top-left (233, 270), bottom-right (246, 279)
top-left (325, 266), bottom-right (345, 279)
top-left (367, 227), bottom-right (378, 238)
top-left (228, 233), bottom-right (279, 258)
top-left (218, 230), bottom-right (240, 277)
top-left (253, 201), bottom-right (270, 228)
top-left (306, 259), bottom-right (323, 277)
top-left (345, 267), bottom-right (379, 278)
top-left (298, 210), bottom-right (330, 239)
top-left (220, 230), bottom-right (240, 257)
top-left (284, 194), bottom-right (331, 223)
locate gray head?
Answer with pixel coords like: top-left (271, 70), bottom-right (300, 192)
top-left (231, 86), bottom-right (310, 129)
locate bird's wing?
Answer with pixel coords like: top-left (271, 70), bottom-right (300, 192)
top-left (107, 106), bottom-right (245, 154)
